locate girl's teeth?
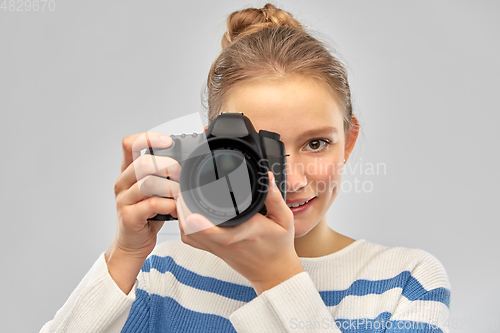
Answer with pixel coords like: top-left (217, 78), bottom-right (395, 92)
top-left (287, 199), bottom-right (310, 208)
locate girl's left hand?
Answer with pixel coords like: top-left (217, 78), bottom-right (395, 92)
top-left (177, 171), bottom-right (305, 295)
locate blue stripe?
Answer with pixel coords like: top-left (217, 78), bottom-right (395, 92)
top-left (403, 277), bottom-right (450, 308)
top-left (121, 289), bottom-right (150, 332)
top-left (142, 255), bottom-right (257, 302)
top-left (320, 271), bottom-right (449, 308)
top-left (122, 288), bottom-right (237, 333)
top-left (149, 293), bottom-right (237, 333)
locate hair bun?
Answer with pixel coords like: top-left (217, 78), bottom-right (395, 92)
top-left (222, 3), bottom-right (302, 50)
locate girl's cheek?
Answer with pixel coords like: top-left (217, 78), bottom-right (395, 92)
top-left (322, 160), bottom-right (342, 177)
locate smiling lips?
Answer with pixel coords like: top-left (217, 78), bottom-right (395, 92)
top-left (286, 197), bottom-right (316, 208)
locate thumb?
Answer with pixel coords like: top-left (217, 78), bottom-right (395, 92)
top-left (185, 213), bottom-right (214, 235)
top-left (263, 171), bottom-right (292, 227)
top-left (177, 194), bottom-right (214, 235)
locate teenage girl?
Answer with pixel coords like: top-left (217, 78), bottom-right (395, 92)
top-left (41, 4), bottom-right (450, 332)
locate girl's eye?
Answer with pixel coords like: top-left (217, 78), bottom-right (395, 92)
top-left (304, 139), bottom-right (330, 152)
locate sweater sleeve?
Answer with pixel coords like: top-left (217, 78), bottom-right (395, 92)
top-left (39, 252), bottom-right (139, 333)
top-left (229, 271), bottom-right (341, 333)
top-left (386, 250), bottom-right (451, 333)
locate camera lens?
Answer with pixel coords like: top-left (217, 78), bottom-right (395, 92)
top-left (198, 150), bottom-right (242, 185)
top-left (180, 138), bottom-right (268, 227)
top-left (195, 148), bottom-right (255, 216)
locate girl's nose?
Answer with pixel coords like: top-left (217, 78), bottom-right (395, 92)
top-left (285, 155), bottom-right (308, 192)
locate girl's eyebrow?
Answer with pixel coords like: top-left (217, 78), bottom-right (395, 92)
top-left (296, 126), bottom-right (338, 141)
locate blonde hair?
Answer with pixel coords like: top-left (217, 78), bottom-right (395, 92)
top-left (205, 3), bottom-right (354, 133)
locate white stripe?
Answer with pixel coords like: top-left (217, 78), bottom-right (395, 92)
top-left (389, 299), bottom-right (449, 333)
top-left (144, 269), bottom-right (247, 318)
top-left (329, 288), bottom-right (403, 319)
top-left (302, 242), bottom-right (450, 291)
top-left (151, 241), bottom-right (252, 286)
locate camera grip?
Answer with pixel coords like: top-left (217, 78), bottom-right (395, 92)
top-left (143, 134), bottom-right (202, 222)
top-left (147, 212), bottom-right (176, 221)
top-left (147, 189), bottom-right (178, 221)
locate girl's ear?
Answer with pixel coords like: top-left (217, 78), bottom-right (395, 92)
top-left (344, 114), bottom-right (360, 163)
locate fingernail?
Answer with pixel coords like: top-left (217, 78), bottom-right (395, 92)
top-left (160, 134), bottom-right (171, 145)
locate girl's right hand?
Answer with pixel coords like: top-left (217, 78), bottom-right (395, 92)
top-left (105, 132), bottom-right (181, 294)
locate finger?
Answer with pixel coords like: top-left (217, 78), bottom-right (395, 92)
top-left (139, 175), bottom-right (181, 200)
top-left (134, 155), bottom-right (182, 183)
top-left (177, 197), bottom-right (213, 251)
top-left (262, 171), bottom-right (292, 228)
top-left (121, 196), bottom-right (177, 230)
top-left (184, 213), bottom-right (217, 235)
top-left (115, 155), bottom-right (181, 196)
top-left (119, 176), bottom-right (181, 206)
top-left (176, 188), bottom-right (219, 237)
top-left (120, 132), bottom-right (172, 174)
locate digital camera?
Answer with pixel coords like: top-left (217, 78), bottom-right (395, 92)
top-left (143, 112), bottom-right (287, 227)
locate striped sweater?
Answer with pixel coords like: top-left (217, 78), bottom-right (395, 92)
top-left (41, 238), bottom-right (451, 332)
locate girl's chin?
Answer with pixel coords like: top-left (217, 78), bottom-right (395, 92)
top-left (293, 220), bottom-right (317, 238)
top-left (294, 229), bottom-right (310, 238)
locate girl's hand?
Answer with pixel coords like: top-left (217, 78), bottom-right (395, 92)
top-left (112, 132), bottom-right (182, 258)
top-left (178, 171), bottom-right (305, 295)
top-left (105, 132), bottom-right (181, 294)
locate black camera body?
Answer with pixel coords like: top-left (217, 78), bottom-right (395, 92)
top-left (144, 112), bottom-right (287, 227)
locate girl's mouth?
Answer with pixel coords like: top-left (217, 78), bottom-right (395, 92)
top-left (287, 197), bottom-right (316, 214)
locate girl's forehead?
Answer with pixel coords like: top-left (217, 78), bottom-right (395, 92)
top-left (221, 77), bottom-right (342, 115)
top-left (221, 77), bottom-right (344, 136)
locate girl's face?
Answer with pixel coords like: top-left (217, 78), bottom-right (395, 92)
top-left (222, 76), bottom-right (357, 237)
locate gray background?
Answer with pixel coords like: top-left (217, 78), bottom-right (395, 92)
top-left (1, 0), bottom-right (499, 332)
